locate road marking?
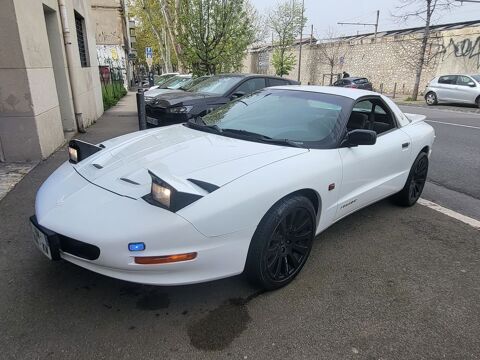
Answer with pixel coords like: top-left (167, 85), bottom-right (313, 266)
top-left (418, 198), bottom-right (480, 230)
top-left (425, 120), bottom-right (480, 130)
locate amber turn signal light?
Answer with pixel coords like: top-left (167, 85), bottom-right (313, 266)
top-left (134, 252), bottom-right (197, 265)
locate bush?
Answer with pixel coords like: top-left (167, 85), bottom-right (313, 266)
top-left (102, 82), bottom-right (127, 110)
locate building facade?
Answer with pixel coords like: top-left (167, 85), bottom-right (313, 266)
top-left (0, 0), bottom-right (103, 162)
top-left (91, 0), bottom-right (136, 89)
top-left (244, 20), bottom-right (480, 96)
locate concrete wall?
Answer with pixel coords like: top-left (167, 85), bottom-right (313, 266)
top-left (0, 0), bottom-right (103, 162)
top-left (244, 24), bottom-right (480, 96)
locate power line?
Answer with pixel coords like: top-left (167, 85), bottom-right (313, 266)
top-left (338, 10), bottom-right (380, 38)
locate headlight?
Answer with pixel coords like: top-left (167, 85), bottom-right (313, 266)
top-left (68, 140), bottom-right (103, 164)
top-left (167, 105), bottom-right (193, 114)
top-left (151, 182), bottom-right (171, 208)
top-left (143, 171), bottom-right (202, 212)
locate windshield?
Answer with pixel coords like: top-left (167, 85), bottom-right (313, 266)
top-left (471, 75), bottom-right (480, 83)
top-left (200, 89), bottom-right (352, 148)
top-left (154, 74), bottom-right (176, 86)
top-left (164, 76), bottom-right (192, 89)
top-left (179, 76), bottom-right (211, 91)
top-left (187, 76), bottom-right (243, 95)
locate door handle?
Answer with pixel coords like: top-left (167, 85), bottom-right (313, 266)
top-left (402, 142), bottom-right (410, 149)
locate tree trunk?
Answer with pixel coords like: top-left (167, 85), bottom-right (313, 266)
top-left (411, 0), bottom-right (432, 101)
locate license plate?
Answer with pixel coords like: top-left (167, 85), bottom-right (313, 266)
top-left (31, 222), bottom-right (52, 260)
top-left (147, 116), bottom-right (159, 126)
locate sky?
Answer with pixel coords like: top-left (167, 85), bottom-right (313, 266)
top-left (252, 0), bottom-right (480, 38)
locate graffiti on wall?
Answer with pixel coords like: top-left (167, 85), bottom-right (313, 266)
top-left (433, 36), bottom-right (480, 69)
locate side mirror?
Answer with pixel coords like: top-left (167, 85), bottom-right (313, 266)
top-left (230, 91), bottom-right (246, 100)
top-left (468, 81), bottom-right (476, 87)
top-left (343, 129), bottom-right (377, 147)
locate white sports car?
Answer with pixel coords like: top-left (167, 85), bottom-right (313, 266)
top-left (31, 86), bottom-right (434, 290)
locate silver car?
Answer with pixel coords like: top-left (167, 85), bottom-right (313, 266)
top-left (425, 74), bottom-right (480, 108)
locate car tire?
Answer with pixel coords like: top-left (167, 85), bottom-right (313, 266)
top-left (245, 195), bottom-right (316, 290)
top-left (425, 92), bottom-right (438, 106)
top-left (392, 152), bottom-right (429, 207)
top-left (476, 96), bottom-right (480, 109)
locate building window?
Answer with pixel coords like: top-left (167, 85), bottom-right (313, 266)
top-left (74, 11), bottom-right (89, 67)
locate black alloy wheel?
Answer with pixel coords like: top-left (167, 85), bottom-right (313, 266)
top-left (392, 152), bottom-right (429, 207)
top-left (408, 154), bottom-right (428, 203)
top-left (264, 208), bottom-right (314, 282)
top-left (245, 195), bottom-right (316, 290)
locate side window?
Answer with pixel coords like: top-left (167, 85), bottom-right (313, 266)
top-left (457, 75), bottom-right (474, 86)
top-left (347, 98), bottom-right (396, 135)
top-left (234, 78), bottom-right (266, 94)
top-left (268, 78), bottom-right (289, 87)
top-left (438, 75), bottom-right (457, 85)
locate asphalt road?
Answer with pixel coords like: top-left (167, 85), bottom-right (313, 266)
top-left (399, 105), bottom-right (480, 220)
top-left (1, 96), bottom-right (479, 359)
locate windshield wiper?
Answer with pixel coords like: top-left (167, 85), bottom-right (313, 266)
top-left (186, 119), bottom-right (223, 134)
top-left (221, 128), bottom-right (303, 148)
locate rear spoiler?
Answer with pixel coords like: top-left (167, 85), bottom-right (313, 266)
top-left (404, 113), bottom-right (427, 124)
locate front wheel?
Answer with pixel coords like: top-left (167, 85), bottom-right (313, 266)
top-left (245, 195), bottom-right (316, 290)
top-left (425, 92), bottom-right (438, 106)
top-left (392, 152), bottom-right (429, 207)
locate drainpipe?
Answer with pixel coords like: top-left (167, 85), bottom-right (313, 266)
top-left (58, 0), bottom-right (85, 133)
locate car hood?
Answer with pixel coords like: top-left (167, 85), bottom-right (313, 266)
top-left (73, 125), bottom-right (307, 199)
top-left (150, 91), bottom-right (221, 107)
top-left (144, 88), bottom-right (183, 98)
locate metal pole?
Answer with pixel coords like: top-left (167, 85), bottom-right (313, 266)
top-left (393, 83), bottom-right (397, 99)
top-left (297, 0), bottom-right (305, 82)
top-left (374, 10), bottom-right (380, 39)
top-left (137, 89), bottom-right (146, 130)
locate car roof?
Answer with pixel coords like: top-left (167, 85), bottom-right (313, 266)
top-left (343, 77), bottom-right (367, 80)
top-left (269, 85), bottom-right (376, 100)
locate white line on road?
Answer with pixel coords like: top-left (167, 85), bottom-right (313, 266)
top-left (418, 198), bottom-right (480, 230)
top-left (426, 120), bottom-right (480, 130)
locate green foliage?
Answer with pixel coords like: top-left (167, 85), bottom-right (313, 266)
top-left (102, 82), bottom-right (127, 110)
top-left (268, 0), bottom-right (306, 77)
top-left (272, 49), bottom-right (296, 77)
top-left (178, 0), bottom-right (256, 75)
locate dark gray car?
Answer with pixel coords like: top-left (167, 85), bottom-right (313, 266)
top-left (333, 77), bottom-right (373, 91)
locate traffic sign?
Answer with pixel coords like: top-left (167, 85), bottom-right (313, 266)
top-left (145, 47), bottom-right (153, 58)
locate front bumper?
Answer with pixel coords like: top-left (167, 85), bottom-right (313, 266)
top-left (33, 162), bottom-right (254, 285)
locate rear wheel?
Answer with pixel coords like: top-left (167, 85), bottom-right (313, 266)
top-left (425, 92), bottom-right (438, 106)
top-left (476, 96), bottom-right (480, 109)
top-left (245, 195), bottom-right (316, 290)
top-left (392, 152), bottom-right (429, 207)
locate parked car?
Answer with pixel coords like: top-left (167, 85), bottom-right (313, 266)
top-left (31, 86), bottom-right (434, 290)
top-left (425, 74), bottom-right (480, 107)
top-left (333, 77), bottom-right (373, 91)
top-left (144, 75), bottom-right (192, 103)
top-left (145, 74), bottom-right (299, 128)
top-left (147, 72), bottom-right (179, 89)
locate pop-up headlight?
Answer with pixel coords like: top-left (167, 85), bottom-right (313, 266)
top-left (68, 139), bottom-right (103, 164)
top-left (143, 171), bottom-right (202, 212)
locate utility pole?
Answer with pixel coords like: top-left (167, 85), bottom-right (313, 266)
top-left (338, 10), bottom-right (380, 39)
top-left (297, 0), bottom-right (305, 82)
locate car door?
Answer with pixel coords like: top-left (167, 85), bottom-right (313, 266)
top-left (455, 75), bottom-right (477, 104)
top-left (335, 97), bottom-right (412, 220)
top-left (436, 75), bottom-right (458, 101)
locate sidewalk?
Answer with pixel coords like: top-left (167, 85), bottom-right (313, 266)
top-left (0, 91), bottom-right (138, 203)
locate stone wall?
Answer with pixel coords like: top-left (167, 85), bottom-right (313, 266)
top-left (243, 24), bottom-right (480, 96)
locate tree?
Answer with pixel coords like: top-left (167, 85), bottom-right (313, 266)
top-left (314, 29), bottom-right (349, 85)
top-left (395, 0), bottom-right (456, 100)
top-left (177, 0), bottom-right (256, 75)
top-left (129, 0), bottom-right (177, 72)
top-left (268, 0), bottom-right (306, 77)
